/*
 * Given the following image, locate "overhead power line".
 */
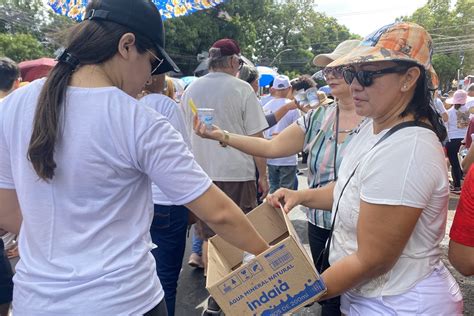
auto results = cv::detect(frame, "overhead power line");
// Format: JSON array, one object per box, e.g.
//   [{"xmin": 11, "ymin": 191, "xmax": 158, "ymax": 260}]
[{"xmin": 435, "ymin": 40, "xmax": 474, "ymax": 49}]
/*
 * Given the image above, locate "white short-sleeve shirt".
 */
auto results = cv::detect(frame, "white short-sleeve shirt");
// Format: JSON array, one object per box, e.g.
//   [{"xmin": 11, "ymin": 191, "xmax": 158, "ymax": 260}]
[
  {"xmin": 329, "ymin": 120, "xmax": 449, "ymax": 297},
  {"xmin": 139, "ymin": 94, "xmax": 195, "ymax": 205},
  {"xmin": 263, "ymin": 97, "xmax": 300, "ymax": 166},
  {"xmin": 0, "ymin": 80, "xmax": 211, "ymax": 315},
  {"xmin": 181, "ymin": 72, "xmax": 268, "ymax": 181}
]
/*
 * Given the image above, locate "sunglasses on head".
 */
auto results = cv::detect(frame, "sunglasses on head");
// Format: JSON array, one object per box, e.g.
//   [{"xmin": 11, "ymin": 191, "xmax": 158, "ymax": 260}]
[
  {"xmin": 342, "ymin": 65, "xmax": 409, "ymax": 87},
  {"xmin": 147, "ymin": 49, "xmax": 164, "ymax": 75},
  {"xmin": 322, "ymin": 66, "xmax": 344, "ymax": 80}
]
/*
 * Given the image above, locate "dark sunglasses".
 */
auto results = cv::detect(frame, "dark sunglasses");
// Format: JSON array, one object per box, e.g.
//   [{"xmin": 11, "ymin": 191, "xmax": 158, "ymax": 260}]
[
  {"xmin": 238, "ymin": 57, "xmax": 244, "ymax": 70},
  {"xmin": 322, "ymin": 66, "xmax": 344, "ymax": 80},
  {"xmin": 342, "ymin": 65, "xmax": 408, "ymax": 87}
]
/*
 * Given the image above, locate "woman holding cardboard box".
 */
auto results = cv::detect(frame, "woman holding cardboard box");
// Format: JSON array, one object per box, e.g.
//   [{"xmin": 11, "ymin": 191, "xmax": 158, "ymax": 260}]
[{"xmin": 266, "ymin": 22, "xmax": 463, "ymax": 315}]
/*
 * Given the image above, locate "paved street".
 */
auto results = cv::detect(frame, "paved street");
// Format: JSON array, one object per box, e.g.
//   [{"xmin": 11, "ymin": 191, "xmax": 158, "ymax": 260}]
[{"xmin": 175, "ymin": 164, "xmax": 473, "ymax": 316}]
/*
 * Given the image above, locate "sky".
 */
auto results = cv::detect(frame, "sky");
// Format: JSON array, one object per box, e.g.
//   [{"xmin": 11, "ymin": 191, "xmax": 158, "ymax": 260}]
[{"xmin": 314, "ymin": 0, "xmax": 429, "ymax": 37}]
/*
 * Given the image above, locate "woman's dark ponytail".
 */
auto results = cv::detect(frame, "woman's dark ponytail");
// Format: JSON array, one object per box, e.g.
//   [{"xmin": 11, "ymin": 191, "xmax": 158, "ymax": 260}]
[{"xmin": 27, "ymin": 64, "xmax": 73, "ymax": 180}]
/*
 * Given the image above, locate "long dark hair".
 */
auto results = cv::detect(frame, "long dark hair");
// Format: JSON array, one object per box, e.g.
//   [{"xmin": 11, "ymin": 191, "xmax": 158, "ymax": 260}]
[
  {"xmin": 27, "ymin": 1, "xmax": 154, "ymax": 181},
  {"xmin": 399, "ymin": 61, "xmax": 447, "ymax": 142}
]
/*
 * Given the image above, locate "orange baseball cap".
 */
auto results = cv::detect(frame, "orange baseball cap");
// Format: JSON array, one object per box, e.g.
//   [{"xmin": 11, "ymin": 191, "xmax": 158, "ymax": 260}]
[{"xmin": 328, "ymin": 22, "xmax": 438, "ymax": 89}]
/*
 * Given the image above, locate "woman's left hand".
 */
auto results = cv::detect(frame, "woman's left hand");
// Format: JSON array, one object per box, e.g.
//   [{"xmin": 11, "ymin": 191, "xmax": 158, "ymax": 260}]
[{"xmin": 266, "ymin": 188, "xmax": 302, "ymax": 213}]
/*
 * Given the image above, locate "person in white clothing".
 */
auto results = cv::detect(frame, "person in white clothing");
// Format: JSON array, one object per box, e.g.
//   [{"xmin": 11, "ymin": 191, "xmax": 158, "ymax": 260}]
[
  {"xmin": 445, "ymin": 89, "xmax": 470, "ymax": 193},
  {"xmin": 0, "ymin": 1, "xmax": 269, "ymax": 315},
  {"xmin": 263, "ymin": 75, "xmax": 300, "ymax": 193},
  {"xmin": 466, "ymin": 83, "xmax": 474, "ymax": 117},
  {"xmin": 434, "ymin": 90, "xmax": 448, "ymax": 123},
  {"xmin": 267, "ymin": 22, "xmax": 463, "ymax": 315},
  {"xmin": 139, "ymin": 74, "xmax": 191, "ymax": 316}
]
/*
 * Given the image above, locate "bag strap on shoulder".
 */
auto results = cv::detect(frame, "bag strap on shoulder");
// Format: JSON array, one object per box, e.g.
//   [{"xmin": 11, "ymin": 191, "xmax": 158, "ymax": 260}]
[{"xmin": 320, "ymin": 120, "xmax": 433, "ymax": 269}]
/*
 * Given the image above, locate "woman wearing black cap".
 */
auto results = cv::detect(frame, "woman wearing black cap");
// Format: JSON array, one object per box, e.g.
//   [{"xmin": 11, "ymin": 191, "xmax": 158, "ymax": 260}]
[{"xmin": 0, "ymin": 1, "xmax": 268, "ymax": 315}]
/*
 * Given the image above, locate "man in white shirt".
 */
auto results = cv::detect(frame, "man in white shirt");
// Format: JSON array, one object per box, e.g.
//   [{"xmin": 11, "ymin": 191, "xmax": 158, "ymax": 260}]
[
  {"xmin": 263, "ymin": 75, "xmax": 300, "ymax": 193},
  {"xmin": 434, "ymin": 90, "xmax": 448, "ymax": 123},
  {"xmin": 466, "ymin": 84, "xmax": 474, "ymax": 118},
  {"xmin": 181, "ymin": 38, "xmax": 269, "ymax": 270}
]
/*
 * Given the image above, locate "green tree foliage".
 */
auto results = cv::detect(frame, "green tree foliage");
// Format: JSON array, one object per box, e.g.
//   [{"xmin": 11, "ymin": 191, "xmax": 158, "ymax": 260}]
[
  {"xmin": 402, "ymin": 0, "xmax": 474, "ymax": 90},
  {"xmin": 0, "ymin": 33, "xmax": 48, "ymax": 62},
  {"xmin": 432, "ymin": 54, "xmax": 462, "ymax": 90},
  {"xmin": 164, "ymin": 0, "xmax": 358, "ymax": 75},
  {"xmin": 0, "ymin": 0, "xmax": 74, "ymax": 59}
]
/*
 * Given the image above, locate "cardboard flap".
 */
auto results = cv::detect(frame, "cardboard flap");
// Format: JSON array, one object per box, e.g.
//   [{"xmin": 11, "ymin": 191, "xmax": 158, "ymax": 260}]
[
  {"xmin": 246, "ymin": 202, "xmax": 287, "ymax": 243},
  {"xmin": 209, "ymin": 235, "xmax": 242, "ymax": 270},
  {"xmin": 206, "ymin": 240, "xmax": 233, "ymax": 288},
  {"xmin": 278, "ymin": 203, "xmax": 300, "ymax": 240},
  {"xmin": 279, "ymin": 204, "xmax": 317, "ymax": 270}
]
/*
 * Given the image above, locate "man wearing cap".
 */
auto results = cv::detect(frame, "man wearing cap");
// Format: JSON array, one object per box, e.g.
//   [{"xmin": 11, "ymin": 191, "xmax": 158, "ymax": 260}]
[
  {"xmin": 181, "ymin": 39, "xmax": 269, "ymax": 279},
  {"xmin": 263, "ymin": 75, "xmax": 300, "ymax": 193}
]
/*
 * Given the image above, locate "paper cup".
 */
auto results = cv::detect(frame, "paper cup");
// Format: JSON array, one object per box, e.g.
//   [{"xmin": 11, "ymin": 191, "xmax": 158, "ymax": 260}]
[
  {"xmin": 197, "ymin": 108, "xmax": 215, "ymax": 129},
  {"xmin": 294, "ymin": 90, "xmax": 306, "ymax": 102},
  {"xmin": 306, "ymin": 88, "xmax": 320, "ymax": 107}
]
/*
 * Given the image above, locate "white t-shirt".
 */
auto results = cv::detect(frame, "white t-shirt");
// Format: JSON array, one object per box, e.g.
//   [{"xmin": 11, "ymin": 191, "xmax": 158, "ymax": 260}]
[
  {"xmin": 263, "ymin": 97, "xmax": 300, "ymax": 166},
  {"xmin": 434, "ymin": 98, "xmax": 447, "ymax": 115},
  {"xmin": 447, "ymin": 105, "xmax": 469, "ymax": 140},
  {"xmin": 466, "ymin": 98, "xmax": 474, "ymax": 119},
  {"xmin": 329, "ymin": 119, "xmax": 449, "ymax": 297},
  {"xmin": 0, "ymin": 80, "xmax": 212, "ymax": 315},
  {"xmin": 181, "ymin": 72, "xmax": 268, "ymax": 181},
  {"xmin": 139, "ymin": 94, "xmax": 193, "ymax": 205},
  {"xmin": 260, "ymin": 94, "xmax": 274, "ymax": 106}
]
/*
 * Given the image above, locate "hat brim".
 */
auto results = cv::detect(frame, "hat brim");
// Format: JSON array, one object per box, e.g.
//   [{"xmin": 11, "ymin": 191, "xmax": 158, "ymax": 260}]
[
  {"xmin": 154, "ymin": 45, "xmax": 180, "ymax": 74},
  {"xmin": 327, "ymin": 46, "xmax": 439, "ymax": 89},
  {"xmin": 445, "ymin": 96, "xmax": 469, "ymax": 105},
  {"xmin": 313, "ymin": 54, "xmax": 338, "ymax": 67}
]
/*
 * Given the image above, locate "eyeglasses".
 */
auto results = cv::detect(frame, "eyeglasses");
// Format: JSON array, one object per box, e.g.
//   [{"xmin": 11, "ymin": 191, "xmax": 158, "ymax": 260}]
[
  {"xmin": 322, "ymin": 66, "xmax": 344, "ymax": 80},
  {"xmin": 237, "ymin": 57, "xmax": 244, "ymax": 70},
  {"xmin": 147, "ymin": 49, "xmax": 164, "ymax": 75},
  {"xmin": 342, "ymin": 65, "xmax": 409, "ymax": 87}
]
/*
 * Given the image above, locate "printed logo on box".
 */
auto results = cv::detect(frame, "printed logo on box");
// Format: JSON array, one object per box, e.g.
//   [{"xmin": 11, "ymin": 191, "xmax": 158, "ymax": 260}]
[
  {"xmin": 264, "ymin": 244, "xmax": 294, "ymax": 270},
  {"xmin": 259, "ymin": 279, "xmax": 327, "ymax": 315},
  {"xmin": 238, "ymin": 267, "xmax": 253, "ymax": 283},
  {"xmin": 218, "ymin": 276, "xmax": 242, "ymax": 295},
  {"xmin": 250, "ymin": 261, "xmax": 263, "ymax": 276}
]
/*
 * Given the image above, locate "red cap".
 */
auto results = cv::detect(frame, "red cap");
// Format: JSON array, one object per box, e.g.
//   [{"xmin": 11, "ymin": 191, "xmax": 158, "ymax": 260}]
[{"xmin": 210, "ymin": 38, "xmax": 240, "ymax": 57}]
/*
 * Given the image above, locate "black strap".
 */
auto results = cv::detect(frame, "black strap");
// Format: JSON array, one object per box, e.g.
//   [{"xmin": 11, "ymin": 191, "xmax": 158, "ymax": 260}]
[
  {"xmin": 333, "ymin": 107, "xmax": 339, "ymax": 180},
  {"xmin": 85, "ymin": 9, "xmax": 110, "ymax": 20},
  {"xmin": 321, "ymin": 120, "xmax": 433, "ymax": 267}
]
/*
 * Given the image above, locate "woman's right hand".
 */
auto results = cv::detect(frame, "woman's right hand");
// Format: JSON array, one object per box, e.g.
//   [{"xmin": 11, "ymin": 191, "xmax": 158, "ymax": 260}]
[
  {"xmin": 266, "ymin": 188, "xmax": 303, "ymax": 214},
  {"xmin": 193, "ymin": 115, "xmax": 224, "ymax": 142}
]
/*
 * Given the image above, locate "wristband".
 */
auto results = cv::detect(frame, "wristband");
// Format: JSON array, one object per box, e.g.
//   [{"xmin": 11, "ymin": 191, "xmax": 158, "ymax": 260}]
[{"xmin": 219, "ymin": 130, "xmax": 230, "ymax": 147}]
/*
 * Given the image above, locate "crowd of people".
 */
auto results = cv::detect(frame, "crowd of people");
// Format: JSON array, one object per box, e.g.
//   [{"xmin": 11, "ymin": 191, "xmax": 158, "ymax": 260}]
[{"xmin": 0, "ymin": 0, "xmax": 473, "ymax": 315}]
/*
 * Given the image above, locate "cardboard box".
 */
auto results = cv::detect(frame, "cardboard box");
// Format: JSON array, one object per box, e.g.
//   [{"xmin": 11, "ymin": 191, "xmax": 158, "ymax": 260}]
[{"xmin": 206, "ymin": 202, "xmax": 326, "ymax": 315}]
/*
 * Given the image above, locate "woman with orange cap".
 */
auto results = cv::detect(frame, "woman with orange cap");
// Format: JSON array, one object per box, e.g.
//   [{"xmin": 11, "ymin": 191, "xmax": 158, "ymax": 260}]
[{"xmin": 267, "ymin": 22, "xmax": 463, "ymax": 314}]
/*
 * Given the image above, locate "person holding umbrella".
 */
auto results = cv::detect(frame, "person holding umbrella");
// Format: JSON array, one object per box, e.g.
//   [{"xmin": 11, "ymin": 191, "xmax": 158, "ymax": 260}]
[{"xmin": 0, "ymin": 0, "xmax": 268, "ymax": 315}]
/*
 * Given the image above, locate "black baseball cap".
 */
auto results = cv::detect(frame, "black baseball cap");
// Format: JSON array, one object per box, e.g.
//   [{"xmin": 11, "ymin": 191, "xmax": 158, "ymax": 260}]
[{"xmin": 84, "ymin": 0, "xmax": 180, "ymax": 74}]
